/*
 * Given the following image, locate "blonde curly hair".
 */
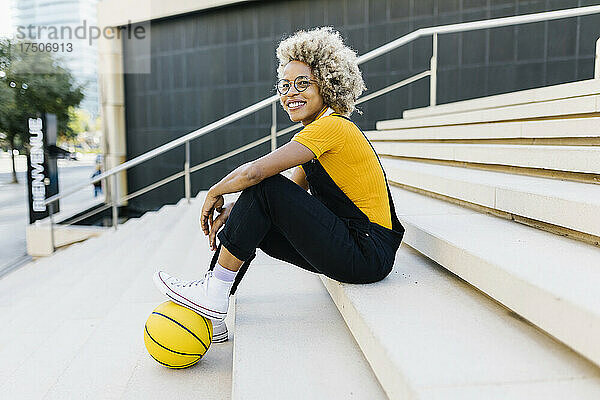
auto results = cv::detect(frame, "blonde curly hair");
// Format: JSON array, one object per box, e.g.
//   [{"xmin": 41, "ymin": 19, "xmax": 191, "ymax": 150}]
[{"xmin": 276, "ymin": 27, "xmax": 366, "ymax": 116}]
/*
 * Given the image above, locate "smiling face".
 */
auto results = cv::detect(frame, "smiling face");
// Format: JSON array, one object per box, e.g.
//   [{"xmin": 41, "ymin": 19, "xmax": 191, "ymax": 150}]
[{"xmin": 279, "ymin": 61, "xmax": 325, "ymax": 126}]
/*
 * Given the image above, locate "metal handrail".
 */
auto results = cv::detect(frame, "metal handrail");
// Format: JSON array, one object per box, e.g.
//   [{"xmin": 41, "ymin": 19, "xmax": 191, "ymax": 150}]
[
  {"xmin": 42, "ymin": 4, "xmax": 600, "ymax": 248},
  {"xmin": 43, "ymin": 94, "xmax": 279, "ymax": 205},
  {"xmin": 355, "ymin": 5, "xmax": 600, "ymax": 64},
  {"xmin": 356, "ymin": 70, "xmax": 431, "ymax": 105}
]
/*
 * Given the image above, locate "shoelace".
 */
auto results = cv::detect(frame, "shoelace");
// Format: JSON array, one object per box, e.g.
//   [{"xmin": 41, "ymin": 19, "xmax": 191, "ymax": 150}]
[
  {"xmin": 179, "ymin": 280, "xmax": 202, "ymax": 288},
  {"xmin": 173, "ymin": 271, "xmax": 213, "ymax": 288}
]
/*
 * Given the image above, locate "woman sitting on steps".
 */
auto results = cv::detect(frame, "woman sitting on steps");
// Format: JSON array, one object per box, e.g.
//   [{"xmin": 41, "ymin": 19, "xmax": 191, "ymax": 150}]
[{"xmin": 154, "ymin": 27, "xmax": 405, "ymax": 343}]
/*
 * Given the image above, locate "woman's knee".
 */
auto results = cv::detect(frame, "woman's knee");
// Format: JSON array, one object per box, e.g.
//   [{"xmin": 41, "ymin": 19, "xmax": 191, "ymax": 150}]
[
  {"xmin": 258, "ymin": 174, "xmax": 288, "ymax": 192},
  {"xmin": 242, "ymin": 174, "xmax": 294, "ymax": 204},
  {"xmin": 237, "ymin": 176, "xmax": 273, "ymax": 202},
  {"xmin": 241, "ymin": 174, "xmax": 285, "ymax": 196}
]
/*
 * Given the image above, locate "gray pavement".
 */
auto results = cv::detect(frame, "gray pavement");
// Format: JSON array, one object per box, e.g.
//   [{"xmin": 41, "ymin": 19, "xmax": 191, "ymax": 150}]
[{"xmin": 0, "ymin": 154, "xmax": 98, "ymax": 275}]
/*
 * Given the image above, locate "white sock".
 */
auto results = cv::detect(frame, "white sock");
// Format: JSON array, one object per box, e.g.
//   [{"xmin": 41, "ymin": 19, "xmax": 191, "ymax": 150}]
[{"xmin": 213, "ymin": 262, "xmax": 237, "ymax": 283}]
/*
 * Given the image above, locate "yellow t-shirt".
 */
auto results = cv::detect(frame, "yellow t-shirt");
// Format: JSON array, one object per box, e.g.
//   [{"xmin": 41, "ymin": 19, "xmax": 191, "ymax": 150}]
[{"xmin": 291, "ymin": 113, "xmax": 392, "ymax": 229}]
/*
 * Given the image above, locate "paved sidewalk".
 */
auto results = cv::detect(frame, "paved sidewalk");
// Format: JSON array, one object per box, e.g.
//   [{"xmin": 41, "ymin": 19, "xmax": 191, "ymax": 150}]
[{"xmin": 0, "ymin": 154, "xmax": 98, "ymax": 275}]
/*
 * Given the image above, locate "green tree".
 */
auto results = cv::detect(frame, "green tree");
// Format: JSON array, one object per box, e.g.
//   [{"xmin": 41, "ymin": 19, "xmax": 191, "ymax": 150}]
[
  {"xmin": 0, "ymin": 69, "xmax": 24, "ymax": 184},
  {"xmin": 67, "ymin": 107, "xmax": 92, "ymax": 138},
  {"xmin": 0, "ymin": 38, "xmax": 84, "ymax": 183}
]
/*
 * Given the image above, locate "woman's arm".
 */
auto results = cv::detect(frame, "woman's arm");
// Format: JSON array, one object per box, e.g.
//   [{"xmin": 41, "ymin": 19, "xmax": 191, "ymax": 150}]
[
  {"xmin": 291, "ymin": 165, "xmax": 309, "ymax": 191},
  {"xmin": 200, "ymin": 141, "xmax": 315, "ymax": 237},
  {"xmin": 209, "ymin": 141, "xmax": 314, "ymax": 196}
]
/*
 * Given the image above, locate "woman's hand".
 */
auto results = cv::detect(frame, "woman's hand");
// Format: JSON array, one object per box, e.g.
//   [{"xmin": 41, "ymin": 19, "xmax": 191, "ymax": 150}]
[
  {"xmin": 206, "ymin": 201, "xmax": 235, "ymax": 251},
  {"xmin": 200, "ymin": 190, "xmax": 224, "ymax": 237}
]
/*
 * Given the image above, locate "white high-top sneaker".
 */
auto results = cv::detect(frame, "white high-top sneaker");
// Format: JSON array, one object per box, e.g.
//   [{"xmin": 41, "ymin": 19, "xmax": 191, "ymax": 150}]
[
  {"xmin": 153, "ymin": 270, "xmax": 231, "ymax": 322},
  {"xmin": 212, "ymin": 321, "xmax": 228, "ymax": 343}
]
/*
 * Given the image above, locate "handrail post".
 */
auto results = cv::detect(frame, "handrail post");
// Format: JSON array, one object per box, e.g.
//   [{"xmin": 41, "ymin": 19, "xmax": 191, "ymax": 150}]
[
  {"xmin": 49, "ymin": 202, "xmax": 56, "ymax": 253},
  {"xmin": 270, "ymin": 102, "xmax": 277, "ymax": 152},
  {"xmin": 595, "ymin": 37, "xmax": 600, "ymax": 79},
  {"xmin": 111, "ymin": 174, "xmax": 118, "ymax": 230},
  {"xmin": 430, "ymin": 32, "xmax": 438, "ymax": 107},
  {"xmin": 184, "ymin": 140, "xmax": 191, "ymax": 204}
]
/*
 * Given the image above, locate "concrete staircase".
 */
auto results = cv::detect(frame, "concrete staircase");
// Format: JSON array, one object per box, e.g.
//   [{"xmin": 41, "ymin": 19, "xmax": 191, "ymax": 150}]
[
  {"xmin": 2, "ymin": 78, "xmax": 600, "ymax": 399},
  {"xmin": 354, "ymin": 77, "xmax": 600, "ymax": 397},
  {"xmin": 0, "ymin": 193, "xmax": 385, "ymax": 399},
  {"xmin": 0, "ymin": 198, "xmax": 235, "ymax": 399}
]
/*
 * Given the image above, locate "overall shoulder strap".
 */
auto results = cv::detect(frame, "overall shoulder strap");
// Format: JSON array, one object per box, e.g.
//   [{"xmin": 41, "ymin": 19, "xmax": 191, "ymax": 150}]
[{"xmin": 331, "ymin": 115, "xmax": 404, "ymax": 235}]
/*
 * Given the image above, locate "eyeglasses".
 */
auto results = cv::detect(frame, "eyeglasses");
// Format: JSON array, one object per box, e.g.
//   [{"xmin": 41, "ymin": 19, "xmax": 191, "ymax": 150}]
[{"xmin": 276, "ymin": 76, "xmax": 318, "ymax": 95}]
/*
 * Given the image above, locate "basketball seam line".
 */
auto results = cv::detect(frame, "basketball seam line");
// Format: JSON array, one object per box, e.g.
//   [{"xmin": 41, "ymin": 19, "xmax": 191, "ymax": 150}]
[
  {"xmin": 148, "ymin": 352, "xmax": 200, "ymax": 369},
  {"xmin": 152, "ymin": 312, "xmax": 210, "ymax": 351},
  {"xmin": 145, "ymin": 324, "xmax": 205, "ymax": 356}
]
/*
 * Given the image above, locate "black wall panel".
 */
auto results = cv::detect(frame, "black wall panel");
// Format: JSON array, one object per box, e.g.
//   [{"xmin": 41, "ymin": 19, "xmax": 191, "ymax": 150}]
[{"xmin": 123, "ymin": 0, "xmax": 600, "ymax": 211}]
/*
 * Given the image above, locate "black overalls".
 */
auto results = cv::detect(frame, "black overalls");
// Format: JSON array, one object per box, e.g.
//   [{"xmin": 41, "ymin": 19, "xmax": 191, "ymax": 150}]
[{"xmin": 211, "ymin": 115, "xmax": 405, "ymax": 294}]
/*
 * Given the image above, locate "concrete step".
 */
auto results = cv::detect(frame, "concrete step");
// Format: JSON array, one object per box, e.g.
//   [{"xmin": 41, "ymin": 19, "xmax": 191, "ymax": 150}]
[
  {"xmin": 0, "ymin": 206, "xmax": 177, "ymax": 312},
  {"xmin": 232, "ymin": 259, "xmax": 386, "ymax": 400},
  {"xmin": 0, "ymin": 203, "xmax": 189, "ymax": 397},
  {"xmin": 0, "ymin": 208, "xmax": 165, "ymax": 311},
  {"xmin": 0, "ymin": 208, "xmax": 158, "ymax": 297},
  {"xmin": 40, "ymin": 205, "xmax": 197, "ymax": 398},
  {"xmin": 380, "ymin": 157, "xmax": 600, "ymax": 237},
  {"xmin": 321, "ymin": 244, "xmax": 600, "ymax": 399},
  {"xmin": 44, "ymin": 196, "xmax": 234, "ymax": 400},
  {"xmin": 372, "ymin": 142, "xmax": 600, "ymax": 175},
  {"xmin": 0, "ymin": 212, "xmax": 161, "ymax": 326},
  {"xmin": 367, "ymin": 116, "xmax": 600, "ymax": 141},
  {"xmin": 402, "ymin": 78, "xmax": 600, "ymax": 120},
  {"xmin": 388, "ymin": 185, "xmax": 600, "ymax": 368},
  {"xmin": 377, "ymin": 95, "xmax": 600, "ymax": 130},
  {"xmin": 120, "ymin": 194, "xmax": 213, "ymax": 306}
]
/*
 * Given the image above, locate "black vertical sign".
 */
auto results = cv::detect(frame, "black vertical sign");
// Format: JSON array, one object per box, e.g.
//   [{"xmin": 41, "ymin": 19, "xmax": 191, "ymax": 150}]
[
  {"xmin": 44, "ymin": 114, "xmax": 60, "ymax": 211},
  {"xmin": 26, "ymin": 114, "xmax": 60, "ymax": 223}
]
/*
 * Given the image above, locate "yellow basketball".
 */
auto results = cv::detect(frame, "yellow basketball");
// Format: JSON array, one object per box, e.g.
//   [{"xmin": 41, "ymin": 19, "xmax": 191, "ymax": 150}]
[{"xmin": 144, "ymin": 301, "xmax": 213, "ymax": 369}]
